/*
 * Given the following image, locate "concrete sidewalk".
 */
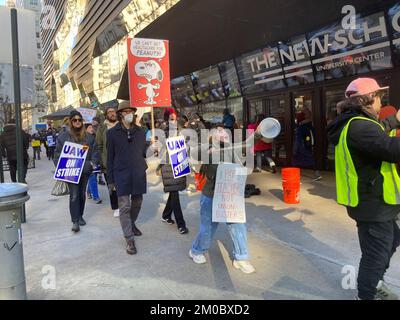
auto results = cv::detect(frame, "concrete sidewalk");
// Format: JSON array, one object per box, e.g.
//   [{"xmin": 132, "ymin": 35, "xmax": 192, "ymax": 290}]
[{"xmin": 10, "ymin": 157, "xmax": 400, "ymax": 300}]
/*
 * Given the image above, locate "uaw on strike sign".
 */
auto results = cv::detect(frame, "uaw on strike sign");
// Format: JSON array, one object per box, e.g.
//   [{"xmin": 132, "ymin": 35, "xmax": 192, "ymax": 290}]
[
  {"xmin": 54, "ymin": 142, "xmax": 88, "ymax": 184},
  {"xmin": 127, "ymin": 38, "xmax": 171, "ymax": 107},
  {"xmin": 166, "ymin": 136, "xmax": 191, "ymax": 179}
]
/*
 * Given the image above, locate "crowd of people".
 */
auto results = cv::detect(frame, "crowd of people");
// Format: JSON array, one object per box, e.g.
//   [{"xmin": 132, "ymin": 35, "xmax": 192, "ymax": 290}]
[{"xmin": 1, "ymin": 77, "xmax": 400, "ymax": 299}]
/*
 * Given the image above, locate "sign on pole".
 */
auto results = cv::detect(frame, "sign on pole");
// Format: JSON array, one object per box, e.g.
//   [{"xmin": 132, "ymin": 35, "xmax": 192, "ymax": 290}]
[
  {"xmin": 77, "ymin": 107, "xmax": 97, "ymax": 124},
  {"xmin": 54, "ymin": 142, "xmax": 88, "ymax": 184},
  {"xmin": 46, "ymin": 135, "xmax": 56, "ymax": 147},
  {"xmin": 166, "ymin": 136, "xmax": 191, "ymax": 179},
  {"xmin": 212, "ymin": 163, "xmax": 247, "ymax": 223},
  {"xmin": 127, "ymin": 38, "xmax": 171, "ymax": 108}
]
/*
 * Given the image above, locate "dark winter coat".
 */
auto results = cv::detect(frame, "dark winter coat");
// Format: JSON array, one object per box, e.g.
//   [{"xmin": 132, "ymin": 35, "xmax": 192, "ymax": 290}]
[
  {"xmin": 107, "ymin": 123, "xmax": 147, "ymax": 197},
  {"xmin": 161, "ymin": 163, "xmax": 187, "ymax": 193},
  {"xmin": 292, "ymin": 121, "xmax": 316, "ymax": 168},
  {"xmin": 159, "ymin": 120, "xmax": 187, "ymax": 193},
  {"xmin": 327, "ymin": 109, "xmax": 400, "ymax": 222},
  {"xmin": 54, "ymin": 129, "xmax": 99, "ymax": 175},
  {"xmin": 0, "ymin": 124, "xmax": 29, "ymax": 161}
]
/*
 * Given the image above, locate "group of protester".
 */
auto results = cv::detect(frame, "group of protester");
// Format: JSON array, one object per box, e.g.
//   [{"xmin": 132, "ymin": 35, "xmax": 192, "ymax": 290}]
[
  {"xmin": 2, "ymin": 76, "xmax": 399, "ymax": 299},
  {"xmin": 51, "ymin": 101, "xmax": 256, "ymax": 273}
]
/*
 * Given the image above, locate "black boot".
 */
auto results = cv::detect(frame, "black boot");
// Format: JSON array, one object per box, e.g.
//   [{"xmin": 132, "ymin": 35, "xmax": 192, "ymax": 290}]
[
  {"xmin": 132, "ymin": 223, "xmax": 142, "ymax": 236},
  {"xmin": 126, "ymin": 239, "xmax": 137, "ymax": 255},
  {"xmin": 79, "ymin": 217, "xmax": 86, "ymax": 226},
  {"xmin": 72, "ymin": 222, "xmax": 80, "ymax": 233}
]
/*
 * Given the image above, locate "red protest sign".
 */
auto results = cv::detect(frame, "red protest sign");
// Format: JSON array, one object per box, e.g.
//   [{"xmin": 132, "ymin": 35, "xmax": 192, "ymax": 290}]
[{"xmin": 127, "ymin": 38, "xmax": 171, "ymax": 108}]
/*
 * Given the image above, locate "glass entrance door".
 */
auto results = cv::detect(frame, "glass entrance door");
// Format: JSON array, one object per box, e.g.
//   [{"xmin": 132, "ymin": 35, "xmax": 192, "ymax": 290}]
[
  {"xmin": 291, "ymin": 91, "xmax": 316, "ymax": 169},
  {"xmin": 247, "ymin": 95, "xmax": 288, "ymax": 165}
]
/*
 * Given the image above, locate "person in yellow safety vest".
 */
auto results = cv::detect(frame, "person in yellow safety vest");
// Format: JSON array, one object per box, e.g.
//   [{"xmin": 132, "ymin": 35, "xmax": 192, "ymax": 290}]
[
  {"xmin": 31, "ymin": 132, "xmax": 42, "ymax": 160},
  {"xmin": 328, "ymin": 78, "xmax": 400, "ymax": 300}
]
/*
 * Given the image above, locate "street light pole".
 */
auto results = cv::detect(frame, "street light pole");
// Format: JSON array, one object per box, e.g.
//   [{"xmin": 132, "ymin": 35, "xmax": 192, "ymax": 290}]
[{"xmin": 11, "ymin": 8, "xmax": 26, "ymax": 223}]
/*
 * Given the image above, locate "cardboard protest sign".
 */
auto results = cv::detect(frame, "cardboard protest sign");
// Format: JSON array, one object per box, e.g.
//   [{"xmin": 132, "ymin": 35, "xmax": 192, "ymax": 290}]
[
  {"xmin": 77, "ymin": 107, "xmax": 97, "ymax": 124},
  {"xmin": 166, "ymin": 136, "xmax": 191, "ymax": 179},
  {"xmin": 54, "ymin": 142, "xmax": 88, "ymax": 184},
  {"xmin": 127, "ymin": 37, "xmax": 171, "ymax": 107},
  {"xmin": 212, "ymin": 163, "xmax": 247, "ymax": 223}
]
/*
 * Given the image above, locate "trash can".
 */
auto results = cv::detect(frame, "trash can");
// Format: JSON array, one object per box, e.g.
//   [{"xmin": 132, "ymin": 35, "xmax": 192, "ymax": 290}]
[{"xmin": 0, "ymin": 183, "xmax": 29, "ymax": 300}]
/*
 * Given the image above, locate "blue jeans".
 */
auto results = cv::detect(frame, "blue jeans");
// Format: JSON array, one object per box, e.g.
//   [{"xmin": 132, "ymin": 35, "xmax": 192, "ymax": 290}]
[
  {"xmin": 191, "ymin": 194, "xmax": 249, "ymax": 261},
  {"xmin": 87, "ymin": 173, "xmax": 100, "ymax": 200}
]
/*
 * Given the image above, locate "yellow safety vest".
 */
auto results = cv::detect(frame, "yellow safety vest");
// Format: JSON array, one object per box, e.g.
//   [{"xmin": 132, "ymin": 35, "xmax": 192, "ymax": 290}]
[
  {"xmin": 335, "ymin": 116, "xmax": 400, "ymax": 207},
  {"xmin": 32, "ymin": 139, "xmax": 41, "ymax": 147}
]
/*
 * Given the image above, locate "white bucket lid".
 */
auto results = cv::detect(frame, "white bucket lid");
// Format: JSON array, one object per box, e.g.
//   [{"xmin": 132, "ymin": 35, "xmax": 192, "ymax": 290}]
[{"xmin": 259, "ymin": 118, "xmax": 281, "ymax": 139}]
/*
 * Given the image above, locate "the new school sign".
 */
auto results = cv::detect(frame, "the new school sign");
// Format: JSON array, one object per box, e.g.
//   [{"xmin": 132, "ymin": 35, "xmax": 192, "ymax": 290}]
[
  {"xmin": 166, "ymin": 136, "xmax": 190, "ymax": 179},
  {"xmin": 54, "ymin": 142, "xmax": 88, "ymax": 184}
]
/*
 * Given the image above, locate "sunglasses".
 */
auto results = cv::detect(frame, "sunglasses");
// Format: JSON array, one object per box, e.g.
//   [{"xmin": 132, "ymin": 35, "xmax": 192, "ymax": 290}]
[{"xmin": 72, "ymin": 118, "xmax": 83, "ymax": 123}]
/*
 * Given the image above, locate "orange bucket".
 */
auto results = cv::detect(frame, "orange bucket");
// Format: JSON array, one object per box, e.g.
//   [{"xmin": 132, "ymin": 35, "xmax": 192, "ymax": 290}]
[
  {"xmin": 282, "ymin": 167, "xmax": 301, "ymax": 204},
  {"xmin": 283, "ymin": 186, "xmax": 300, "ymax": 204},
  {"xmin": 195, "ymin": 173, "xmax": 206, "ymax": 191},
  {"xmin": 282, "ymin": 167, "xmax": 300, "ymax": 181}
]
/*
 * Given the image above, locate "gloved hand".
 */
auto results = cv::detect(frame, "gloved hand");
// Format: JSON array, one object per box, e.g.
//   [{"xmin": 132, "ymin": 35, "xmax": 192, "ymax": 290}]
[{"xmin": 108, "ymin": 183, "xmax": 116, "ymax": 195}]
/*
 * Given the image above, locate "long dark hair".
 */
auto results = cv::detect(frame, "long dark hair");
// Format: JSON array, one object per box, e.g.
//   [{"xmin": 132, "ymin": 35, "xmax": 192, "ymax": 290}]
[
  {"xmin": 69, "ymin": 119, "xmax": 86, "ymax": 142},
  {"xmin": 338, "ymin": 93, "xmax": 377, "ymax": 114}
]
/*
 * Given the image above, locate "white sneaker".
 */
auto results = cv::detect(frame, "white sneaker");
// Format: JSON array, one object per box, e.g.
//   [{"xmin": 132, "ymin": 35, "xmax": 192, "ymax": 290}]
[
  {"xmin": 233, "ymin": 260, "xmax": 256, "ymax": 274},
  {"xmin": 189, "ymin": 250, "xmax": 207, "ymax": 264},
  {"xmin": 113, "ymin": 209, "xmax": 120, "ymax": 218}
]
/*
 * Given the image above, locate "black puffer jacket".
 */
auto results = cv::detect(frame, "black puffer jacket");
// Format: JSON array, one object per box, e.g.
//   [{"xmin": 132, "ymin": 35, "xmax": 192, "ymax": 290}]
[
  {"xmin": 327, "ymin": 109, "xmax": 400, "ymax": 222},
  {"xmin": 161, "ymin": 163, "xmax": 187, "ymax": 193},
  {"xmin": 0, "ymin": 124, "xmax": 29, "ymax": 161}
]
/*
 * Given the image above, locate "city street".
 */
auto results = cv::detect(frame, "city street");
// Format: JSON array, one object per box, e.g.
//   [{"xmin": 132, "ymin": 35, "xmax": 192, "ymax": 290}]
[{"xmin": 11, "ymin": 156, "xmax": 399, "ymax": 300}]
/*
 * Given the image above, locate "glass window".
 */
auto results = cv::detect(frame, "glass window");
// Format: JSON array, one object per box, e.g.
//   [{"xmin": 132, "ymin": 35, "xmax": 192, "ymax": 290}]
[
  {"xmin": 191, "ymin": 65, "xmax": 225, "ymax": 103},
  {"xmin": 388, "ymin": 3, "xmax": 400, "ymax": 66},
  {"xmin": 227, "ymin": 97, "xmax": 243, "ymax": 128},
  {"xmin": 310, "ymin": 11, "xmax": 392, "ymax": 81},
  {"xmin": 279, "ymin": 34, "xmax": 314, "ymax": 87},
  {"xmin": 325, "ymin": 89, "xmax": 344, "ymax": 162},
  {"xmin": 93, "ymin": 15, "xmax": 128, "ymax": 58},
  {"xmin": 199, "ymin": 100, "xmax": 227, "ymax": 125},
  {"xmin": 218, "ymin": 60, "xmax": 242, "ymax": 99},
  {"xmin": 266, "ymin": 95, "xmax": 286, "ymax": 161},
  {"xmin": 247, "ymin": 100, "xmax": 264, "ymax": 124},
  {"xmin": 235, "ymin": 46, "xmax": 285, "ymax": 95},
  {"xmin": 171, "ymin": 76, "xmax": 198, "ymax": 108}
]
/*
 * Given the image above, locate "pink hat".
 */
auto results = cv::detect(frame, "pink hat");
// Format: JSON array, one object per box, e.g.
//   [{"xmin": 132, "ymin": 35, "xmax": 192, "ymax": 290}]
[{"xmin": 345, "ymin": 78, "xmax": 389, "ymax": 98}]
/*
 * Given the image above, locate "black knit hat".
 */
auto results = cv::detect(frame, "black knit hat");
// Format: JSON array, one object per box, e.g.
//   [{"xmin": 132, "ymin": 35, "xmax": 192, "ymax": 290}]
[{"xmin": 69, "ymin": 110, "xmax": 83, "ymax": 120}]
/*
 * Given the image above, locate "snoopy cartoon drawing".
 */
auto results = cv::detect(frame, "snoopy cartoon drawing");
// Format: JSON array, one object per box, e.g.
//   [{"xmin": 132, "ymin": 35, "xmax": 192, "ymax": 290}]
[{"xmin": 135, "ymin": 60, "xmax": 163, "ymax": 105}]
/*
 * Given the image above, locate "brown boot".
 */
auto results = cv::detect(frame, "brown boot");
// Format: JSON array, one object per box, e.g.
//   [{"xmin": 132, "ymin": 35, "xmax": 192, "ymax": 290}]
[{"xmin": 126, "ymin": 239, "xmax": 137, "ymax": 255}]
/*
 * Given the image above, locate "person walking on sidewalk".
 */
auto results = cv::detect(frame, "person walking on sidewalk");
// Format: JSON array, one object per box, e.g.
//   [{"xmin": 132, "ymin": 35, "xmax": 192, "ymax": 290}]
[
  {"xmin": 96, "ymin": 105, "xmax": 120, "ymax": 217},
  {"xmin": 45, "ymin": 128, "xmax": 57, "ymax": 161},
  {"xmin": 85, "ymin": 123, "xmax": 102, "ymax": 204},
  {"xmin": 31, "ymin": 132, "xmax": 42, "ymax": 160},
  {"xmin": 0, "ymin": 119, "xmax": 29, "ymax": 183},
  {"xmin": 160, "ymin": 110, "xmax": 189, "ymax": 234},
  {"xmin": 107, "ymin": 101, "xmax": 148, "ymax": 255},
  {"xmin": 189, "ymin": 124, "xmax": 256, "ymax": 274},
  {"xmin": 328, "ymin": 78, "xmax": 400, "ymax": 300},
  {"xmin": 54, "ymin": 110, "xmax": 99, "ymax": 233},
  {"xmin": 248, "ymin": 114, "xmax": 277, "ymax": 173}
]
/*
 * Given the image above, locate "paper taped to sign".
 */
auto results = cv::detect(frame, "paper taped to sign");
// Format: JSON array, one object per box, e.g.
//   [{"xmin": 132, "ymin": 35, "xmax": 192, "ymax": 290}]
[{"xmin": 212, "ymin": 163, "xmax": 247, "ymax": 223}]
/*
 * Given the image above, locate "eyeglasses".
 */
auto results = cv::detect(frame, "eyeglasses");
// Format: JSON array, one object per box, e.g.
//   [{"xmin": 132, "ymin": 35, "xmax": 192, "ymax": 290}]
[{"xmin": 72, "ymin": 118, "xmax": 83, "ymax": 123}]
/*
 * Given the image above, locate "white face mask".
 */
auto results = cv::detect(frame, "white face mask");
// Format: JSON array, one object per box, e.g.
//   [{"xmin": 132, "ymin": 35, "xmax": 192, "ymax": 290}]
[{"xmin": 124, "ymin": 113, "xmax": 134, "ymax": 124}]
